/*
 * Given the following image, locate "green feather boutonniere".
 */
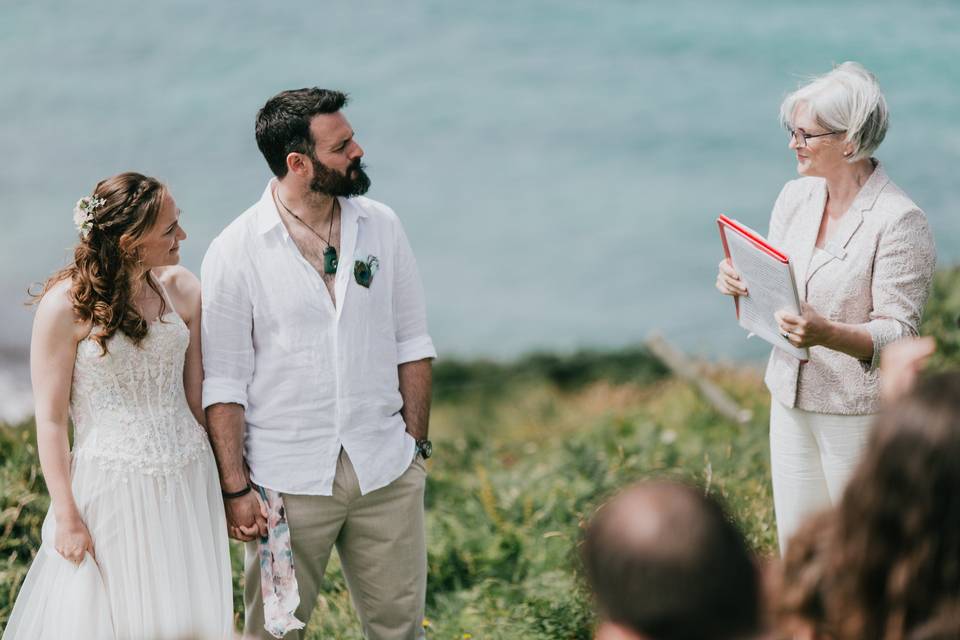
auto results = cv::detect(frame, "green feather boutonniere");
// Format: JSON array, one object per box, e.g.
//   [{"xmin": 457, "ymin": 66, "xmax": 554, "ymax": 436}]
[{"xmin": 353, "ymin": 255, "xmax": 380, "ymax": 288}]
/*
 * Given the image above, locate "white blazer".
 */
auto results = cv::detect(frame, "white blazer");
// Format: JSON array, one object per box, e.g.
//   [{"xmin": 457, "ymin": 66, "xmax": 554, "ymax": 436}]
[{"xmin": 763, "ymin": 161, "xmax": 936, "ymax": 415}]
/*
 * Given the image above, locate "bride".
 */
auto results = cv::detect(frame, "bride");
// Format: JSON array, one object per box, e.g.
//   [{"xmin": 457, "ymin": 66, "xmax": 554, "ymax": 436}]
[{"xmin": 3, "ymin": 172, "xmax": 234, "ymax": 639}]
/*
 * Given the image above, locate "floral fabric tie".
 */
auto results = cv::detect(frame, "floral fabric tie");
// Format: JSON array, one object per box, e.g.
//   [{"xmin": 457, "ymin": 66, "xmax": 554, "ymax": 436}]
[{"xmin": 257, "ymin": 486, "xmax": 306, "ymax": 638}]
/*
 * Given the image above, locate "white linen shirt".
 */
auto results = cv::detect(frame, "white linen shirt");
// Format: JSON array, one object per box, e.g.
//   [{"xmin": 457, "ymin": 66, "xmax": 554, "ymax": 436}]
[{"xmin": 201, "ymin": 180, "xmax": 436, "ymax": 496}]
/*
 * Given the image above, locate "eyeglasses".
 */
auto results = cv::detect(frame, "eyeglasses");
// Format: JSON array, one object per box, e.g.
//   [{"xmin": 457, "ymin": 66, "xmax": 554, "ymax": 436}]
[{"xmin": 788, "ymin": 128, "xmax": 844, "ymax": 148}]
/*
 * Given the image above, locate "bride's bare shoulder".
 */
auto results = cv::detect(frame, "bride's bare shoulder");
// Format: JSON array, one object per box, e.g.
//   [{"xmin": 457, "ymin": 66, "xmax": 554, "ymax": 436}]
[
  {"xmin": 154, "ymin": 266, "xmax": 200, "ymax": 320},
  {"xmin": 155, "ymin": 265, "xmax": 199, "ymax": 293},
  {"xmin": 34, "ymin": 278, "xmax": 89, "ymax": 342}
]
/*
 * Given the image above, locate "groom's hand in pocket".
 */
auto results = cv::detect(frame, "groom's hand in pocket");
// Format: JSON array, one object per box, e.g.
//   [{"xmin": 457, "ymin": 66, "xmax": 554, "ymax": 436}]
[{"xmin": 226, "ymin": 491, "xmax": 268, "ymax": 542}]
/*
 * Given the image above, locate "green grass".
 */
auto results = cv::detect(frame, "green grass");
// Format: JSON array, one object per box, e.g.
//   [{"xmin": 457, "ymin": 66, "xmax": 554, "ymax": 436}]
[
  {"xmin": 919, "ymin": 265, "xmax": 960, "ymax": 371},
  {"xmin": 3, "ymin": 267, "xmax": 959, "ymax": 638},
  {"xmin": 0, "ymin": 356, "xmax": 774, "ymax": 639},
  {"xmin": 0, "ymin": 420, "xmax": 45, "ymax": 623},
  {"xmin": 406, "ymin": 369, "xmax": 777, "ymax": 640}
]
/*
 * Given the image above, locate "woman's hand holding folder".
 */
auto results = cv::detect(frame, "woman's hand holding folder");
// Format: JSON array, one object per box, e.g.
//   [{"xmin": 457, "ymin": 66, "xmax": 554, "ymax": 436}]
[
  {"xmin": 718, "ymin": 255, "xmax": 829, "ymax": 350},
  {"xmin": 774, "ymin": 303, "xmax": 831, "ymax": 349},
  {"xmin": 715, "ymin": 214, "xmax": 809, "ymax": 361},
  {"xmin": 716, "ymin": 258, "xmax": 749, "ymax": 297}
]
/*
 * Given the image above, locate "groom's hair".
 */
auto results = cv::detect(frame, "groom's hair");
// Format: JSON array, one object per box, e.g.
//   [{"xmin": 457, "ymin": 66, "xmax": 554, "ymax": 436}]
[
  {"xmin": 256, "ymin": 88, "xmax": 348, "ymax": 178},
  {"xmin": 581, "ymin": 481, "xmax": 761, "ymax": 640}
]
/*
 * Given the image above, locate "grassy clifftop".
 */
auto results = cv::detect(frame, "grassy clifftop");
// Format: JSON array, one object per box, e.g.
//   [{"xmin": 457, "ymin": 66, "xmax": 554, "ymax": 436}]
[
  {"xmin": 0, "ymin": 344, "xmax": 777, "ymax": 638},
  {"xmin": 2, "ymin": 266, "xmax": 958, "ymax": 638}
]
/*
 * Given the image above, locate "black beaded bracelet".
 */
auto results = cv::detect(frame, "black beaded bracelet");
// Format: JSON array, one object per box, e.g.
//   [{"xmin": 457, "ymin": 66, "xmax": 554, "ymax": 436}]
[{"xmin": 221, "ymin": 484, "xmax": 252, "ymax": 500}]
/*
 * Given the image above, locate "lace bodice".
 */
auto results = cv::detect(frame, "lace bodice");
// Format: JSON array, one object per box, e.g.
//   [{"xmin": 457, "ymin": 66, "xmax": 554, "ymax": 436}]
[{"xmin": 70, "ymin": 311, "xmax": 210, "ymax": 477}]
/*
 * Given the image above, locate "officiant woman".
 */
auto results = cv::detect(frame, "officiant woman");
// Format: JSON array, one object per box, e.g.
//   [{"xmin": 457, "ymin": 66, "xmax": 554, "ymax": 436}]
[{"xmin": 715, "ymin": 61, "xmax": 936, "ymax": 553}]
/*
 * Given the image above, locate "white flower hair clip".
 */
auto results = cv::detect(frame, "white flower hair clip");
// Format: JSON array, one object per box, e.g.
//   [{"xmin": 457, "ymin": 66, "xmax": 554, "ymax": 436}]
[{"xmin": 73, "ymin": 196, "xmax": 105, "ymax": 238}]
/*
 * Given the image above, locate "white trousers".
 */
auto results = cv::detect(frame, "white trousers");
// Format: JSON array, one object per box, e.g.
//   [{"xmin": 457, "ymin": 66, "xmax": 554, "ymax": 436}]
[{"xmin": 769, "ymin": 399, "xmax": 875, "ymax": 554}]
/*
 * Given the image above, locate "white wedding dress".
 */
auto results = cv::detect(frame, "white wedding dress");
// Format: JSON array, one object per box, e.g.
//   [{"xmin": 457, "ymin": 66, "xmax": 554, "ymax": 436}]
[{"xmin": 3, "ymin": 293, "xmax": 233, "ymax": 639}]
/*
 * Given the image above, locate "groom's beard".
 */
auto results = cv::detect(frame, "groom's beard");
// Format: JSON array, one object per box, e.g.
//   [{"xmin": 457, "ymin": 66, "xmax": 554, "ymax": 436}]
[{"xmin": 309, "ymin": 156, "xmax": 371, "ymax": 197}]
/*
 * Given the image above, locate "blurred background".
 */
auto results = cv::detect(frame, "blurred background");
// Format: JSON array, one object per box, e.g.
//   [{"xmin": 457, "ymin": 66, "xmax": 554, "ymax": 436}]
[
  {"xmin": 4, "ymin": 3, "xmax": 960, "ymax": 636},
  {"xmin": 2, "ymin": 0, "xmax": 959, "ymax": 422}
]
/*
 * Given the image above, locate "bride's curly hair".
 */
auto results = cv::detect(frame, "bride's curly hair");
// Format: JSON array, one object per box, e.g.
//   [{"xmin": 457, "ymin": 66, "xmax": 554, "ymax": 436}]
[
  {"xmin": 34, "ymin": 172, "xmax": 169, "ymax": 354},
  {"xmin": 777, "ymin": 371, "xmax": 960, "ymax": 640}
]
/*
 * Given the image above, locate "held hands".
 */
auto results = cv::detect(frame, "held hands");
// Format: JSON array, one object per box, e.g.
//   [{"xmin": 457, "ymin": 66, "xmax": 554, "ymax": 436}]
[
  {"xmin": 716, "ymin": 258, "xmax": 748, "ymax": 297},
  {"xmin": 55, "ymin": 515, "xmax": 95, "ymax": 565},
  {"xmin": 225, "ymin": 490, "xmax": 268, "ymax": 542},
  {"xmin": 775, "ymin": 303, "xmax": 832, "ymax": 349}
]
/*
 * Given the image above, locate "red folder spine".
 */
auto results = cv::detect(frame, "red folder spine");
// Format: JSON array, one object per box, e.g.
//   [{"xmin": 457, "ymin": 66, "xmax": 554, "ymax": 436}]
[
  {"xmin": 717, "ymin": 214, "xmax": 789, "ymax": 264},
  {"xmin": 716, "ymin": 218, "xmax": 740, "ymax": 319}
]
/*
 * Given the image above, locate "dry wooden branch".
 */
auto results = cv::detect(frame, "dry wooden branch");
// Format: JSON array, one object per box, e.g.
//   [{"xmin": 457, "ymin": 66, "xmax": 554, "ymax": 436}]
[{"xmin": 646, "ymin": 333, "xmax": 753, "ymax": 425}]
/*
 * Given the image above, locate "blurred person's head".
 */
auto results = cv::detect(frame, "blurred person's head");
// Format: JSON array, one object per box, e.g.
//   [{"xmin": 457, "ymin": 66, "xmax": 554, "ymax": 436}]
[
  {"xmin": 581, "ymin": 481, "xmax": 761, "ymax": 640},
  {"xmin": 777, "ymin": 371, "xmax": 960, "ymax": 640},
  {"xmin": 255, "ymin": 87, "xmax": 369, "ymax": 197},
  {"xmin": 35, "ymin": 172, "xmax": 182, "ymax": 354},
  {"xmin": 780, "ymin": 61, "xmax": 888, "ymax": 178}
]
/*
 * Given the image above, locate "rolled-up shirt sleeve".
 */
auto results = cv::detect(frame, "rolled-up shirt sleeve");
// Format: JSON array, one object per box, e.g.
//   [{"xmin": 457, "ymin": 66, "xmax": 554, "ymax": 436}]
[
  {"xmin": 861, "ymin": 208, "xmax": 936, "ymax": 372},
  {"xmin": 201, "ymin": 237, "xmax": 255, "ymax": 408},
  {"xmin": 392, "ymin": 219, "xmax": 437, "ymax": 364}
]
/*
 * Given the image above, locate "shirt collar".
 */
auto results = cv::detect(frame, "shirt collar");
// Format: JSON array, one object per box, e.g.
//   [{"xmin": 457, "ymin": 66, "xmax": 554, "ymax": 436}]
[
  {"xmin": 255, "ymin": 179, "xmax": 284, "ymax": 236},
  {"xmin": 255, "ymin": 178, "xmax": 369, "ymax": 236}
]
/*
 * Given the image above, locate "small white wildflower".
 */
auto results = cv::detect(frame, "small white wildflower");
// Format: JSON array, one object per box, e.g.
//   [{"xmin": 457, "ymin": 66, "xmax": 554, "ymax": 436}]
[{"xmin": 73, "ymin": 196, "xmax": 105, "ymax": 238}]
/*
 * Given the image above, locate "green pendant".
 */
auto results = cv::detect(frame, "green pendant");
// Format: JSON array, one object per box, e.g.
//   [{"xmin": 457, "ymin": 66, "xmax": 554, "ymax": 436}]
[{"xmin": 323, "ymin": 246, "xmax": 338, "ymax": 274}]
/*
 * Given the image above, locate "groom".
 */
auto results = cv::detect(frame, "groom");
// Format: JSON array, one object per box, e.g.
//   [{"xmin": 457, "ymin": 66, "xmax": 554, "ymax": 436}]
[{"xmin": 201, "ymin": 88, "xmax": 436, "ymax": 639}]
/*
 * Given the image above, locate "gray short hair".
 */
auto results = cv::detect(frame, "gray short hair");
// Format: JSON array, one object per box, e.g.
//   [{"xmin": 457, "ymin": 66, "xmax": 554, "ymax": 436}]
[{"xmin": 779, "ymin": 61, "xmax": 889, "ymax": 162}]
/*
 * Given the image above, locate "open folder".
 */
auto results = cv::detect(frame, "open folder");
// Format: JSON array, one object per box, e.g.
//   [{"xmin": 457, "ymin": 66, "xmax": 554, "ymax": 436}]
[{"xmin": 717, "ymin": 215, "xmax": 809, "ymax": 361}]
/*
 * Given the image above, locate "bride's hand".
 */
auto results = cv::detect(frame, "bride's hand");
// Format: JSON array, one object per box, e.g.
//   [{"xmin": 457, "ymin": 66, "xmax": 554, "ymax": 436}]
[
  {"xmin": 55, "ymin": 515, "xmax": 95, "ymax": 565},
  {"xmin": 225, "ymin": 491, "xmax": 268, "ymax": 542}
]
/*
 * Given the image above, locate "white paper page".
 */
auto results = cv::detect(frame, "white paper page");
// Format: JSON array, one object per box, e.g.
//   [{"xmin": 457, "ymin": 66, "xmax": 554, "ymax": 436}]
[{"xmin": 724, "ymin": 226, "xmax": 809, "ymax": 360}]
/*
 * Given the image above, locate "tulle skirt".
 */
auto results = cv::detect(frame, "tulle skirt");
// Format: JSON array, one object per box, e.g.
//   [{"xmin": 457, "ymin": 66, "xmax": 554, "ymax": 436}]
[{"xmin": 3, "ymin": 449, "xmax": 233, "ymax": 640}]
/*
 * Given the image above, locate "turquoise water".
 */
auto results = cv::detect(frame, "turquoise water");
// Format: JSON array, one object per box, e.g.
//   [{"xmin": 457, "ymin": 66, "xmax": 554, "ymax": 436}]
[{"xmin": 2, "ymin": 0, "xmax": 958, "ymax": 362}]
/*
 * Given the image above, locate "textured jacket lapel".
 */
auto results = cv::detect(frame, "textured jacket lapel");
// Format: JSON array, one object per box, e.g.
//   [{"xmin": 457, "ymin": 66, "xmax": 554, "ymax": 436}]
[
  {"xmin": 794, "ymin": 181, "xmax": 827, "ymax": 295},
  {"xmin": 804, "ymin": 208, "xmax": 862, "ymax": 287},
  {"xmin": 804, "ymin": 161, "xmax": 889, "ymax": 287},
  {"xmin": 804, "ymin": 248, "xmax": 834, "ymax": 289}
]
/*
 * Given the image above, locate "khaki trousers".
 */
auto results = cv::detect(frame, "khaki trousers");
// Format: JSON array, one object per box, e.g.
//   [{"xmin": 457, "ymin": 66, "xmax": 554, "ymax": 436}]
[{"xmin": 243, "ymin": 449, "xmax": 427, "ymax": 640}]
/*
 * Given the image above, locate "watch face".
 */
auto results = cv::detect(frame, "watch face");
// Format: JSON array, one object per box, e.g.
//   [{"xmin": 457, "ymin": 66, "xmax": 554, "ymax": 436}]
[{"xmin": 419, "ymin": 440, "xmax": 433, "ymax": 459}]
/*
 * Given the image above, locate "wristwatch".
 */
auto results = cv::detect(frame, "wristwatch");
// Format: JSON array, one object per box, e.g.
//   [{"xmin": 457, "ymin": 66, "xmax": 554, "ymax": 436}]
[{"xmin": 416, "ymin": 439, "xmax": 433, "ymax": 459}]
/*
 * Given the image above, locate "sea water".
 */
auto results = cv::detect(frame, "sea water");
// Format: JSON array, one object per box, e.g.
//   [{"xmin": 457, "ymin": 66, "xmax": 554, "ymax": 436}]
[{"xmin": 1, "ymin": 0, "xmax": 958, "ymax": 373}]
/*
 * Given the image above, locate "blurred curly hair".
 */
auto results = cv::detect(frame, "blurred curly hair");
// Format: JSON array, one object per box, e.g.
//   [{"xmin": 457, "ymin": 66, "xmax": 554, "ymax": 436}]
[
  {"xmin": 776, "ymin": 511, "xmax": 834, "ymax": 639},
  {"xmin": 33, "ymin": 172, "xmax": 168, "ymax": 354},
  {"xmin": 777, "ymin": 371, "xmax": 960, "ymax": 640}
]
